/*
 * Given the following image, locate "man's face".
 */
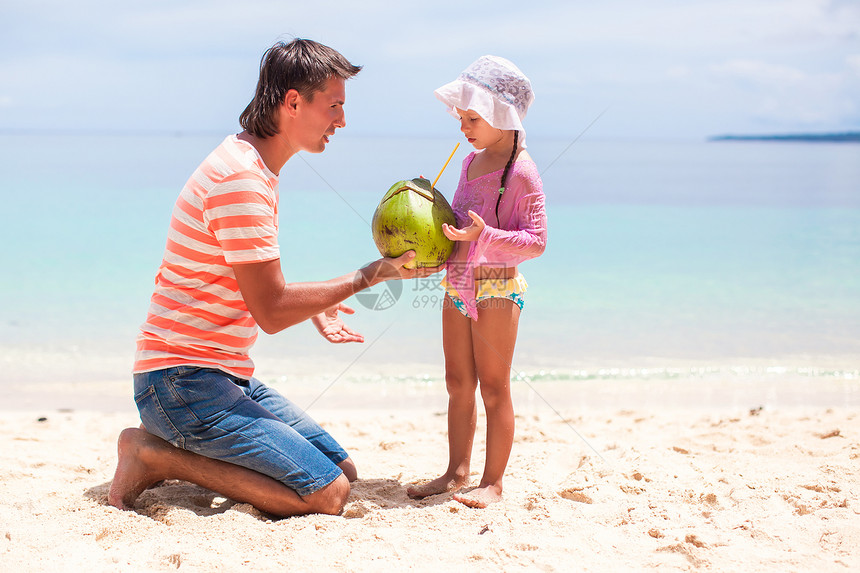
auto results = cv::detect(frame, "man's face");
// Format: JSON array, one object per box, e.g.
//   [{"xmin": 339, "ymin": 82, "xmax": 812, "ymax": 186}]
[{"xmin": 294, "ymin": 76, "xmax": 347, "ymax": 153}]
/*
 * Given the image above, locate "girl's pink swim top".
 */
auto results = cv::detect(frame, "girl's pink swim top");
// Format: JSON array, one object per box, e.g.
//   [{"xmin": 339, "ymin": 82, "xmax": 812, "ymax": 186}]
[{"xmin": 444, "ymin": 151, "xmax": 547, "ymax": 320}]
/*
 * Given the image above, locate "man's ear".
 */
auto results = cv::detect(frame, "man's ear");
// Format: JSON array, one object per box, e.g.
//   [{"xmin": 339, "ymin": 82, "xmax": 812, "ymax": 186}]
[{"xmin": 282, "ymin": 89, "xmax": 301, "ymax": 118}]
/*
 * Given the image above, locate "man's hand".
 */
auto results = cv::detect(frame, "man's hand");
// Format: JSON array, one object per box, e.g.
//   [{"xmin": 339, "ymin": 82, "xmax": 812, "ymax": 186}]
[
  {"xmin": 232, "ymin": 252, "xmax": 442, "ymax": 337},
  {"xmin": 310, "ymin": 303, "xmax": 365, "ymax": 343},
  {"xmin": 442, "ymin": 210, "xmax": 486, "ymax": 242},
  {"xmin": 359, "ymin": 251, "xmax": 443, "ymax": 287}
]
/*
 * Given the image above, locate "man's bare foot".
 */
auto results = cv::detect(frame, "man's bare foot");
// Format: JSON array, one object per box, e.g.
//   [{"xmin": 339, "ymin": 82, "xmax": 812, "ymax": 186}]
[
  {"xmin": 338, "ymin": 457, "xmax": 358, "ymax": 482},
  {"xmin": 406, "ymin": 474, "xmax": 467, "ymax": 499},
  {"xmin": 108, "ymin": 427, "xmax": 166, "ymax": 511},
  {"xmin": 452, "ymin": 484, "xmax": 502, "ymax": 508}
]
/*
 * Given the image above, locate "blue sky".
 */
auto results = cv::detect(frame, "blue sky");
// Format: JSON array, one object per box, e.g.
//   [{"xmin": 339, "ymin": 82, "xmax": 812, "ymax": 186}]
[{"xmin": 1, "ymin": 0, "xmax": 858, "ymax": 140}]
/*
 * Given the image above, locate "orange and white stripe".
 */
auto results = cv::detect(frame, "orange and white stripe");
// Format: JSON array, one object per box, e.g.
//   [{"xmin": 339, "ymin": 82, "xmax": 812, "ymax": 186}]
[{"xmin": 134, "ymin": 135, "xmax": 279, "ymax": 379}]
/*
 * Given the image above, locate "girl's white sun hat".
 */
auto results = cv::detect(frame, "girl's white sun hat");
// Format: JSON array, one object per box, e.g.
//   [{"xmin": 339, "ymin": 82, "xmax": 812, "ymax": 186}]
[{"xmin": 434, "ymin": 55, "xmax": 535, "ymax": 147}]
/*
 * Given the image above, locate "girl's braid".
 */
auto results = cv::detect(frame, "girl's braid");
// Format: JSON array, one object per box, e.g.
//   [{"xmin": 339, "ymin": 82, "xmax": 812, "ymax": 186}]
[{"xmin": 495, "ymin": 130, "xmax": 519, "ymax": 225}]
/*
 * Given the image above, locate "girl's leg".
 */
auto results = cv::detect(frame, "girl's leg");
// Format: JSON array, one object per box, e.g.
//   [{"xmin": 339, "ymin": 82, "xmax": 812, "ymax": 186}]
[
  {"xmin": 407, "ymin": 295, "xmax": 478, "ymax": 498},
  {"xmin": 454, "ymin": 297, "xmax": 520, "ymax": 508}
]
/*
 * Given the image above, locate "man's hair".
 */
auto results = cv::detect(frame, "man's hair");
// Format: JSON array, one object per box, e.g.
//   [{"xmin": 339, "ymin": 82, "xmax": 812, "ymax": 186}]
[{"xmin": 239, "ymin": 38, "xmax": 362, "ymax": 138}]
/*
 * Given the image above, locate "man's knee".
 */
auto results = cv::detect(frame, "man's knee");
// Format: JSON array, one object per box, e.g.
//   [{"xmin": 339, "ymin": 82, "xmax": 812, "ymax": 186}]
[{"xmin": 307, "ymin": 474, "xmax": 350, "ymax": 515}]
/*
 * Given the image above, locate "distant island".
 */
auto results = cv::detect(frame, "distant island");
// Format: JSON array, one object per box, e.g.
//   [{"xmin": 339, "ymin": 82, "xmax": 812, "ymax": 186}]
[{"xmin": 709, "ymin": 132, "xmax": 860, "ymax": 143}]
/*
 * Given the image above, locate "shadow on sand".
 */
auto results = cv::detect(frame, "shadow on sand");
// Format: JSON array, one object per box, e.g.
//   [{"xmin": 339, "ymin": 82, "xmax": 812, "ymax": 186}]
[{"xmin": 84, "ymin": 475, "xmax": 456, "ymax": 522}]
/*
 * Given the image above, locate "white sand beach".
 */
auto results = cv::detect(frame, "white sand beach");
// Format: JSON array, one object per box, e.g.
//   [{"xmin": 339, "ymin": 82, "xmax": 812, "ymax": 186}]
[{"xmin": 1, "ymin": 366, "xmax": 859, "ymax": 572}]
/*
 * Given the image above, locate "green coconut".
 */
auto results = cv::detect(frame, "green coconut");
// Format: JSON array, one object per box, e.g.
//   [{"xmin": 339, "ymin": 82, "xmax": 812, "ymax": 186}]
[{"xmin": 371, "ymin": 177, "xmax": 456, "ymax": 269}]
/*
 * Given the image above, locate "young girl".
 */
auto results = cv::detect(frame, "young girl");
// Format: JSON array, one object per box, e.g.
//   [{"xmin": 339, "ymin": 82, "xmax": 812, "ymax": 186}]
[{"xmin": 407, "ymin": 56, "xmax": 547, "ymax": 508}]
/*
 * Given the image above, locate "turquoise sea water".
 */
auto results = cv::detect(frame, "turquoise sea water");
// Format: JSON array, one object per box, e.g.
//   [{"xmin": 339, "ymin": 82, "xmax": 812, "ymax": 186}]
[{"xmin": 1, "ymin": 133, "xmax": 858, "ymax": 389}]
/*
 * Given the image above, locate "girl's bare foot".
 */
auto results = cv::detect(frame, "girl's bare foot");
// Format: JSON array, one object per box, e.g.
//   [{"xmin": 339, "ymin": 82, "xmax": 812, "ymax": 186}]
[
  {"xmin": 452, "ymin": 484, "xmax": 502, "ymax": 508},
  {"xmin": 406, "ymin": 474, "xmax": 468, "ymax": 499}
]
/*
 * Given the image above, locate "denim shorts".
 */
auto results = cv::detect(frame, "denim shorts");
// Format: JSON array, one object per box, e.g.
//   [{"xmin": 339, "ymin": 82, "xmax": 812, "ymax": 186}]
[{"xmin": 133, "ymin": 366, "xmax": 348, "ymax": 496}]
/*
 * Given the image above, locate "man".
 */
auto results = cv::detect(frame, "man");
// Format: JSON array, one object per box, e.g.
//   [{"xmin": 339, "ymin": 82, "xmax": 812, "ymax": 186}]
[{"xmin": 108, "ymin": 39, "xmax": 433, "ymax": 518}]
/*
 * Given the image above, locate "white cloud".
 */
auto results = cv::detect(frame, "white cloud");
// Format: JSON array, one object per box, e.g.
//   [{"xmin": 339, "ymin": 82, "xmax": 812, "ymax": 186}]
[
  {"xmin": 708, "ymin": 58, "xmax": 855, "ymax": 127},
  {"xmin": 847, "ymin": 54, "xmax": 860, "ymax": 75},
  {"xmin": 665, "ymin": 66, "xmax": 692, "ymax": 79},
  {"xmin": 1, "ymin": 0, "xmax": 858, "ymax": 137},
  {"xmin": 711, "ymin": 60, "xmax": 808, "ymax": 84}
]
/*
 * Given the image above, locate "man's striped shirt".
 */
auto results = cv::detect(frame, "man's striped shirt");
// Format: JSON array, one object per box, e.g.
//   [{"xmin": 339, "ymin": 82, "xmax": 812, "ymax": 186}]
[{"xmin": 134, "ymin": 135, "xmax": 279, "ymax": 379}]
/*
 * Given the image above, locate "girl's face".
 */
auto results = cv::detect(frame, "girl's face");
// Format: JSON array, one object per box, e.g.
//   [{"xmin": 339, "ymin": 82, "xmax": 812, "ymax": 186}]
[{"xmin": 455, "ymin": 108, "xmax": 504, "ymax": 149}]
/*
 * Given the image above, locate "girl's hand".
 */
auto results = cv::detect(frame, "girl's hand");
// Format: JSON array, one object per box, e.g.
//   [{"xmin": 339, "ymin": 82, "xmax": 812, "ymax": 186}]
[
  {"xmin": 442, "ymin": 210, "xmax": 485, "ymax": 242},
  {"xmin": 310, "ymin": 303, "xmax": 365, "ymax": 343}
]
